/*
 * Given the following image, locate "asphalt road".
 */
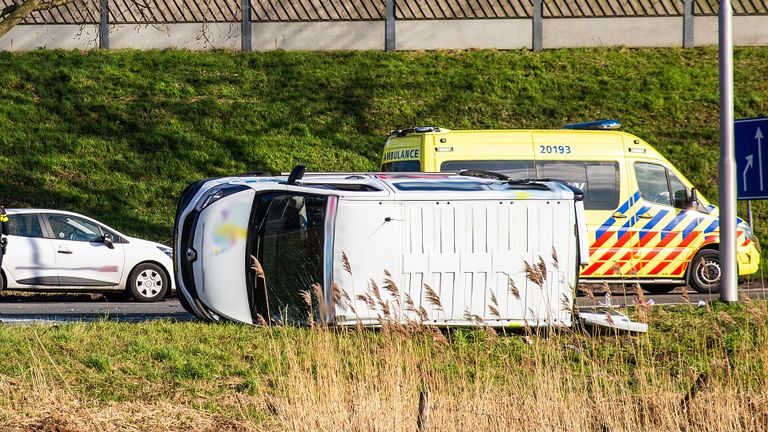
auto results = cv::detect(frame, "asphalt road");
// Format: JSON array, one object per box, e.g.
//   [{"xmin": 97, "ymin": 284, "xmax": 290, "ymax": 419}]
[{"xmin": 1, "ymin": 282, "xmax": 767, "ymax": 324}]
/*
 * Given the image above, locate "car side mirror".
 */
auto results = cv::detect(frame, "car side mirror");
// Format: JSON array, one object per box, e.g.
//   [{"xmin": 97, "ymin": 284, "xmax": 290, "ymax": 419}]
[{"xmin": 101, "ymin": 233, "xmax": 114, "ymax": 249}]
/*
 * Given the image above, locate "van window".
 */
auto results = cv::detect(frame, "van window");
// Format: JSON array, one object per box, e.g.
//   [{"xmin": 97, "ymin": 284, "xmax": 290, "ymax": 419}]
[
  {"xmin": 440, "ymin": 160, "xmax": 534, "ymax": 180},
  {"xmin": 536, "ymin": 161, "xmax": 619, "ymax": 211},
  {"xmin": 382, "ymin": 161, "xmax": 421, "ymax": 172},
  {"xmin": 635, "ymin": 163, "xmax": 671, "ymax": 205},
  {"xmin": 635, "ymin": 162, "xmax": 691, "ymax": 209},
  {"xmin": 250, "ymin": 193, "xmax": 327, "ymax": 323},
  {"xmin": 669, "ymin": 172, "xmax": 688, "ymax": 208}
]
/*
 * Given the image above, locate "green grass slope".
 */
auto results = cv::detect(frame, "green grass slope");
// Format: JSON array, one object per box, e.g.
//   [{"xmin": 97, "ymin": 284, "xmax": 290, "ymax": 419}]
[{"xmin": 1, "ymin": 48, "xmax": 768, "ymax": 243}]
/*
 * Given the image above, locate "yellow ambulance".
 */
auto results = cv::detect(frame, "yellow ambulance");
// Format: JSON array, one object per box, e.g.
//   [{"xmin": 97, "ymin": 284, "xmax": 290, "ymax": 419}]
[{"xmin": 380, "ymin": 120, "xmax": 760, "ymax": 294}]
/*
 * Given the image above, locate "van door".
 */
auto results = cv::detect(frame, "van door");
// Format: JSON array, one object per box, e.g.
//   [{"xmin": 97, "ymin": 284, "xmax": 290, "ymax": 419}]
[{"xmin": 631, "ymin": 162, "xmax": 700, "ymax": 279}]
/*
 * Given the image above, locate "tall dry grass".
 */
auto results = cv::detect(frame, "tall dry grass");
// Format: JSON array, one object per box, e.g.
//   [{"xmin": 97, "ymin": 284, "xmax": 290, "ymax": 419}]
[
  {"xmin": 1, "ymin": 307, "xmax": 767, "ymax": 432},
  {"xmin": 2, "ymin": 275, "xmax": 767, "ymax": 431}
]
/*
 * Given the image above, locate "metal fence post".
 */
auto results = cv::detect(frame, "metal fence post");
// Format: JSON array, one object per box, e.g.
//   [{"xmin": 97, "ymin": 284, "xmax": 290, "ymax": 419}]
[
  {"xmin": 719, "ymin": 0, "xmax": 738, "ymax": 303},
  {"xmin": 385, "ymin": 0, "xmax": 396, "ymax": 51},
  {"xmin": 241, "ymin": 0, "xmax": 252, "ymax": 52},
  {"xmin": 683, "ymin": 0, "xmax": 694, "ymax": 48},
  {"xmin": 532, "ymin": 0, "xmax": 543, "ymax": 51},
  {"xmin": 99, "ymin": 0, "xmax": 109, "ymax": 49}
]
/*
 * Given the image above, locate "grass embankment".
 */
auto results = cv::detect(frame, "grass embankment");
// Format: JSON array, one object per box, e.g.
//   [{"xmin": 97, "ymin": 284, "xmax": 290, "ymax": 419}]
[
  {"xmin": 2, "ymin": 48, "xmax": 768, "ymax": 243},
  {"xmin": 0, "ymin": 299, "xmax": 767, "ymax": 431},
  {"xmin": 2, "ymin": 48, "xmax": 768, "ymax": 431}
]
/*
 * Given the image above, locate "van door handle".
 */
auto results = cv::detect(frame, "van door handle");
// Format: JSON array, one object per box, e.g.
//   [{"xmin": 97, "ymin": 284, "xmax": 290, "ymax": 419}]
[
  {"xmin": 638, "ymin": 213, "xmax": 655, "ymax": 219},
  {"xmin": 57, "ymin": 249, "xmax": 73, "ymax": 254},
  {"xmin": 612, "ymin": 212, "xmax": 627, "ymax": 219}
]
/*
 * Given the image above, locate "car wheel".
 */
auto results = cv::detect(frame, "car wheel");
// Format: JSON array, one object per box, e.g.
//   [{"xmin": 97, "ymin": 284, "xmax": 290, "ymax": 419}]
[
  {"xmin": 689, "ymin": 250, "xmax": 721, "ymax": 294},
  {"xmin": 0, "ymin": 271, "xmax": 5, "ymax": 292},
  {"xmin": 642, "ymin": 284, "xmax": 678, "ymax": 295},
  {"xmin": 128, "ymin": 263, "xmax": 169, "ymax": 302}
]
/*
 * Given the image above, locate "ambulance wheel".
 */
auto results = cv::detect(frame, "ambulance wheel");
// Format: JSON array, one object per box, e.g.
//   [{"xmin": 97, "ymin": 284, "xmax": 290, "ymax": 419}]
[
  {"xmin": 128, "ymin": 263, "xmax": 169, "ymax": 302},
  {"xmin": 642, "ymin": 284, "xmax": 677, "ymax": 295},
  {"xmin": 689, "ymin": 250, "xmax": 721, "ymax": 294}
]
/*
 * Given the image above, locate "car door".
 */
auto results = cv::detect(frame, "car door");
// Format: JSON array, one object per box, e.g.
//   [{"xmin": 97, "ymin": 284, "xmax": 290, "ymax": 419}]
[
  {"xmin": 43, "ymin": 213, "xmax": 126, "ymax": 287},
  {"xmin": 2, "ymin": 213, "xmax": 58, "ymax": 286}
]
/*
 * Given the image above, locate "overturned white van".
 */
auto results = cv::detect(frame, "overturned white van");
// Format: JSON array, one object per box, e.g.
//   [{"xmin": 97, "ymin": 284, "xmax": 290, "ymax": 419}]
[{"xmin": 173, "ymin": 168, "xmax": 589, "ymax": 328}]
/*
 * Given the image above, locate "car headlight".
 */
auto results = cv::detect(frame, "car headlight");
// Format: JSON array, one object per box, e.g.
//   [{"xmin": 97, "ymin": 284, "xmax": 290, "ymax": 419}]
[
  {"xmin": 157, "ymin": 246, "xmax": 173, "ymax": 259},
  {"xmin": 196, "ymin": 184, "xmax": 249, "ymax": 211}
]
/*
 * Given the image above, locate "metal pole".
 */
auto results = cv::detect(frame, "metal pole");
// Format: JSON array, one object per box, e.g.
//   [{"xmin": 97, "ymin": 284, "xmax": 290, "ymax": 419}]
[
  {"xmin": 719, "ymin": 0, "xmax": 738, "ymax": 302},
  {"xmin": 241, "ymin": 0, "xmax": 252, "ymax": 52},
  {"xmin": 683, "ymin": 0, "xmax": 694, "ymax": 48},
  {"xmin": 99, "ymin": 0, "xmax": 109, "ymax": 49},
  {"xmin": 532, "ymin": 0, "xmax": 543, "ymax": 52},
  {"xmin": 747, "ymin": 200, "xmax": 753, "ymax": 228},
  {"xmin": 385, "ymin": 0, "xmax": 396, "ymax": 51}
]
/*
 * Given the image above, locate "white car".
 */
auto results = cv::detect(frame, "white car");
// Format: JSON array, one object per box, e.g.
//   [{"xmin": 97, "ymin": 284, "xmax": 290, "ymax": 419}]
[{"xmin": 0, "ymin": 209, "xmax": 174, "ymax": 302}]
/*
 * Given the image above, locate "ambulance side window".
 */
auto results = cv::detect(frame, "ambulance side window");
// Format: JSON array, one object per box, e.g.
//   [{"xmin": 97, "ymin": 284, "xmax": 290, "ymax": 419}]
[
  {"xmin": 440, "ymin": 160, "xmax": 534, "ymax": 180},
  {"xmin": 535, "ymin": 161, "xmax": 619, "ymax": 211},
  {"xmin": 635, "ymin": 162, "xmax": 674, "ymax": 206}
]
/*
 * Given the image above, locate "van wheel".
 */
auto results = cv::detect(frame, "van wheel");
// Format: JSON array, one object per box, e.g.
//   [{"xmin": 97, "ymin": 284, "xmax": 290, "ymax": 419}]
[
  {"xmin": 128, "ymin": 263, "xmax": 169, "ymax": 302},
  {"xmin": 642, "ymin": 284, "xmax": 678, "ymax": 295},
  {"xmin": 689, "ymin": 250, "xmax": 721, "ymax": 294}
]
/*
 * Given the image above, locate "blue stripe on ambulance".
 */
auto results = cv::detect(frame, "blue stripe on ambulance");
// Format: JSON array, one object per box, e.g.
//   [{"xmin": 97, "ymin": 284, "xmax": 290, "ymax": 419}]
[
  {"xmin": 660, "ymin": 211, "xmax": 688, "ymax": 240},
  {"xmin": 704, "ymin": 219, "xmax": 719, "ymax": 233},
  {"xmin": 681, "ymin": 216, "xmax": 702, "ymax": 239},
  {"xmin": 596, "ymin": 191, "xmax": 641, "ymax": 238},
  {"xmin": 639, "ymin": 208, "xmax": 670, "ymax": 240}
]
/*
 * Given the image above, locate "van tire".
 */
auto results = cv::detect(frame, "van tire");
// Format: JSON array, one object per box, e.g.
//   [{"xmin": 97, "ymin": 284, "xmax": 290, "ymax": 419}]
[
  {"xmin": 642, "ymin": 284, "xmax": 677, "ymax": 295},
  {"xmin": 689, "ymin": 250, "xmax": 721, "ymax": 294},
  {"xmin": 128, "ymin": 263, "xmax": 169, "ymax": 302}
]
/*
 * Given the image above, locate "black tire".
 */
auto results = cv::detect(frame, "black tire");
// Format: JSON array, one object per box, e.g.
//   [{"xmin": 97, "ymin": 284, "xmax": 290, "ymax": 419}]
[
  {"xmin": 0, "ymin": 271, "xmax": 5, "ymax": 293},
  {"xmin": 642, "ymin": 284, "xmax": 678, "ymax": 295},
  {"xmin": 689, "ymin": 249, "xmax": 721, "ymax": 294},
  {"xmin": 127, "ymin": 263, "xmax": 169, "ymax": 302}
]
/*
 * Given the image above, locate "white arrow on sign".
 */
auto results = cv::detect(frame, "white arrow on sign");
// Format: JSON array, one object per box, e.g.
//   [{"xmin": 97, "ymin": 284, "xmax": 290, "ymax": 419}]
[
  {"xmin": 757, "ymin": 127, "xmax": 764, "ymax": 191},
  {"xmin": 744, "ymin": 154, "xmax": 754, "ymax": 192}
]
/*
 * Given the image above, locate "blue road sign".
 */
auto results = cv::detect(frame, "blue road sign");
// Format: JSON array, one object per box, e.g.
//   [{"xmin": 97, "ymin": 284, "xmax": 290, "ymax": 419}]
[{"xmin": 735, "ymin": 117, "xmax": 768, "ymax": 200}]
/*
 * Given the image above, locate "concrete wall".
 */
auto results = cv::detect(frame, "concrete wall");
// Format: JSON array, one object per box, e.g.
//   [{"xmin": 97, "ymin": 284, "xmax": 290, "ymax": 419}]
[
  {"xmin": 694, "ymin": 15, "xmax": 768, "ymax": 46},
  {"xmin": 397, "ymin": 19, "xmax": 531, "ymax": 50},
  {"xmin": 543, "ymin": 17, "xmax": 684, "ymax": 48},
  {"xmin": 109, "ymin": 23, "xmax": 240, "ymax": 50},
  {"xmin": 2, "ymin": 15, "xmax": 768, "ymax": 51},
  {"xmin": 251, "ymin": 22, "xmax": 383, "ymax": 51},
  {"xmin": 0, "ymin": 24, "xmax": 98, "ymax": 50}
]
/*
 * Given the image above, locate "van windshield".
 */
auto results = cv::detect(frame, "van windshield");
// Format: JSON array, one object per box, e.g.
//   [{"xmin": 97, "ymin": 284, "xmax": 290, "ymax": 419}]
[{"xmin": 248, "ymin": 193, "xmax": 328, "ymax": 324}]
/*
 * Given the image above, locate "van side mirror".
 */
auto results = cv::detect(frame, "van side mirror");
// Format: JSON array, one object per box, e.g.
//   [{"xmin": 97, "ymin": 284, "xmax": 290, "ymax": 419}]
[
  {"xmin": 689, "ymin": 188, "xmax": 699, "ymax": 210},
  {"xmin": 101, "ymin": 233, "xmax": 114, "ymax": 249}
]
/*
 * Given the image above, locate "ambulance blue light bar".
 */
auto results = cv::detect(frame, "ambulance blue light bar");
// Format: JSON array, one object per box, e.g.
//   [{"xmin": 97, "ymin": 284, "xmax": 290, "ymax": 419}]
[{"xmin": 563, "ymin": 119, "xmax": 621, "ymax": 130}]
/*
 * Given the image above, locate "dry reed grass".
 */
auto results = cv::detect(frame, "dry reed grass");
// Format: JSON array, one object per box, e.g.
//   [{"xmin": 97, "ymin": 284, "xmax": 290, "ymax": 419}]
[
  {"xmin": 1, "ymin": 308, "xmax": 767, "ymax": 432},
  {"xmin": 2, "ymin": 249, "xmax": 767, "ymax": 431}
]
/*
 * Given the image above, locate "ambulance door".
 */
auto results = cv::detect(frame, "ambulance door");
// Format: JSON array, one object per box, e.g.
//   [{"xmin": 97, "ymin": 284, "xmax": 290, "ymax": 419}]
[{"xmin": 631, "ymin": 162, "xmax": 700, "ymax": 279}]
